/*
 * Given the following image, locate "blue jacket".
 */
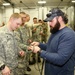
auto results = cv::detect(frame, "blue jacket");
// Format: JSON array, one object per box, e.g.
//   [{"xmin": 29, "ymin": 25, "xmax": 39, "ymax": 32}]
[{"xmin": 39, "ymin": 27, "xmax": 75, "ymax": 75}]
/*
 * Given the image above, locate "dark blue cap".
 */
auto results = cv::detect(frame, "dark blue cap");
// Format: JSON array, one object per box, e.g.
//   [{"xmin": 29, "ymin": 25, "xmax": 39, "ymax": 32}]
[{"xmin": 44, "ymin": 8, "xmax": 64, "ymax": 22}]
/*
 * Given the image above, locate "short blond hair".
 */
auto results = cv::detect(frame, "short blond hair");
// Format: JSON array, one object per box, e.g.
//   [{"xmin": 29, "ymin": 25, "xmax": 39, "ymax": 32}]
[
  {"xmin": 26, "ymin": 14, "xmax": 29, "ymax": 17},
  {"xmin": 10, "ymin": 13, "xmax": 21, "ymax": 20},
  {"xmin": 20, "ymin": 12, "xmax": 26, "ymax": 15}
]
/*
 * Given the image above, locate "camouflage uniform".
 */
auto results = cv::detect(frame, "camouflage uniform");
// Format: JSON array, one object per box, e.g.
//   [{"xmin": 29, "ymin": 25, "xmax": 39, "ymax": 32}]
[
  {"xmin": 25, "ymin": 22, "xmax": 32, "ymax": 40},
  {"xmin": 31, "ymin": 24, "xmax": 43, "ymax": 63},
  {"xmin": 36, "ymin": 24, "xmax": 43, "ymax": 42},
  {"xmin": 32, "ymin": 24, "xmax": 42, "ymax": 42},
  {"xmin": 41, "ymin": 22, "xmax": 48, "ymax": 43},
  {"xmin": 14, "ymin": 24, "xmax": 31, "ymax": 74},
  {"xmin": 15, "ymin": 26, "xmax": 29, "ymax": 50},
  {"xmin": 25, "ymin": 22, "xmax": 32, "ymax": 66},
  {"xmin": 0, "ymin": 25, "xmax": 22, "ymax": 75}
]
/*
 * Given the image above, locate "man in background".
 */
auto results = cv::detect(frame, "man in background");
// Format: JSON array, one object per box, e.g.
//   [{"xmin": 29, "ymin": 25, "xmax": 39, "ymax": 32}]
[
  {"xmin": 25, "ymin": 14, "xmax": 32, "ymax": 71},
  {"xmin": 15, "ymin": 12, "xmax": 31, "ymax": 75}
]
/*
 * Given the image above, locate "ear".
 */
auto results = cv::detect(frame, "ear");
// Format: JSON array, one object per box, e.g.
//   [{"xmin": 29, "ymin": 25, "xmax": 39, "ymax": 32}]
[
  {"xmin": 58, "ymin": 16, "xmax": 62, "ymax": 22},
  {"xmin": 10, "ymin": 17, "xmax": 13, "ymax": 21}
]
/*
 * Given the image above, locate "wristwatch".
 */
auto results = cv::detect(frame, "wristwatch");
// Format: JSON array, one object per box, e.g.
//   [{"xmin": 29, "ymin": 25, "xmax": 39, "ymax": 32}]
[{"xmin": 0, "ymin": 64, "xmax": 5, "ymax": 70}]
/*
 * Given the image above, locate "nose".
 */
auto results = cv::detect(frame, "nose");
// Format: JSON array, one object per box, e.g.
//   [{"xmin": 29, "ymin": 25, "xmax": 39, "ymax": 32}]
[
  {"xmin": 18, "ymin": 25, "xmax": 20, "ymax": 28},
  {"xmin": 17, "ymin": 24, "xmax": 20, "ymax": 28}
]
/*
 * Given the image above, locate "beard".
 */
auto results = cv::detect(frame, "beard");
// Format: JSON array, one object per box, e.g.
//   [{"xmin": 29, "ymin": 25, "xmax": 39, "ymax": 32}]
[{"xmin": 50, "ymin": 20, "xmax": 60, "ymax": 34}]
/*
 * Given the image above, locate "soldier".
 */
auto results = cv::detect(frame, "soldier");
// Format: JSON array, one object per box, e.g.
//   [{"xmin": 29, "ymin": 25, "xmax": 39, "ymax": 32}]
[
  {"xmin": 41, "ymin": 21, "xmax": 48, "ymax": 43},
  {"xmin": 32, "ymin": 17, "xmax": 42, "ymax": 42},
  {"xmin": 30, "ymin": 17, "xmax": 43, "ymax": 64},
  {"xmin": 14, "ymin": 12, "xmax": 31, "ymax": 75},
  {"xmin": 25, "ymin": 14, "xmax": 32, "ymax": 41},
  {"xmin": 0, "ymin": 13, "xmax": 25, "ymax": 75},
  {"xmin": 25, "ymin": 14, "xmax": 32, "ymax": 71},
  {"xmin": 38, "ymin": 19, "xmax": 44, "ymax": 42},
  {"xmin": 38, "ymin": 19, "xmax": 48, "ymax": 43}
]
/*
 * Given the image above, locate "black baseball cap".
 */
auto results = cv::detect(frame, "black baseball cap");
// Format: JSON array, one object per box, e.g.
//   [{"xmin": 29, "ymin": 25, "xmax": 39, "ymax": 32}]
[{"xmin": 44, "ymin": 8, "xmax": 64, "ymax": 22}]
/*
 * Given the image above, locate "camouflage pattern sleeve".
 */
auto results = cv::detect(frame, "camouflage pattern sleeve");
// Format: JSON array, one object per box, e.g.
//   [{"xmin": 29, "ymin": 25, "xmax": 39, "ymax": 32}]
[
  {"xmin": 14, "ymin": 29, "xmax": 27, "ymax": 51},
  {"xmin": 0, "ymin": 26, "xmax": 19, "ymax": 69},
  {"xmin": 0, "ymin": 37, "xmax": 5, "ymax": 67}
]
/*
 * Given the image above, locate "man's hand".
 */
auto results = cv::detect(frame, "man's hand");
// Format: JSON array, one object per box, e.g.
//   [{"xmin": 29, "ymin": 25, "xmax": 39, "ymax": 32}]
[
  {"xmin": 2, "ymin": 66, "xmax": 10, "ymax": 75},
  {"xmin": 27, "ymin": 39, "xmax": 33, "ymax": 44},
  {"xmin": 19, "ymin": 50, "xmax": 25, "ymax": 57},
  {"xmin": 28, "ymin": 46, "xmax": 41, "ymax": 53},
  {"xmin": 32, "ymin": 28, "xmax": 36, "ymax": 32},
  {"xmin": 30, "ymin": 42, "xmax": 39, "ymax": 46}
]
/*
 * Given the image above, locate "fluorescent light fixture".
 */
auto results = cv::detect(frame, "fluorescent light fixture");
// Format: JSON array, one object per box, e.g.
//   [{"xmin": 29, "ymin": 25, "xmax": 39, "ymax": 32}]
[
  {"xmin": 38, "ymin": 1, "xmax": 46, "ymax": 4},
  {"xmin": 72, "ymin": 0, "xmax": 75, "ymax": 3},
  {"xmin": 3, "ymin": 3, "xmax": 10, "ymax": 6}
]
